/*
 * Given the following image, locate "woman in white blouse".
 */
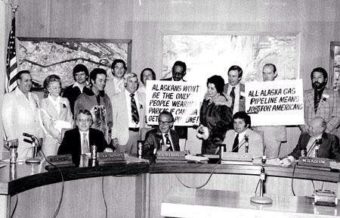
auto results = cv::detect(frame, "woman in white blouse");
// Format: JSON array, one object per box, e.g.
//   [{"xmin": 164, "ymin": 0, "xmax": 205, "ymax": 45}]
[{"xmin": 40, "ymin": 75, "xmax": 73, "ymax": 156}]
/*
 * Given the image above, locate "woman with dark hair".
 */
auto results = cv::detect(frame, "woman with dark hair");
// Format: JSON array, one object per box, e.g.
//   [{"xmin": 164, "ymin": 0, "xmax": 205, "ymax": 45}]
[
  {"xmin": 40, "ymin": 74, "xmax": 73, "ymax": 156},
  {"xmin": 197, "ymin": 75, "xmax": 233, "ymax": 154},
  {"xmin": 139, "ymin": 68, "xmax": 156, "ymax": 94}
]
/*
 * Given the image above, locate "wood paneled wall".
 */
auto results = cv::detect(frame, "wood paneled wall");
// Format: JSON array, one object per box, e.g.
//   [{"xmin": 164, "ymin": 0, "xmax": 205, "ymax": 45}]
[{"xmin": 2, "ymin": 0, "xmax": 340, "ymax": 155}]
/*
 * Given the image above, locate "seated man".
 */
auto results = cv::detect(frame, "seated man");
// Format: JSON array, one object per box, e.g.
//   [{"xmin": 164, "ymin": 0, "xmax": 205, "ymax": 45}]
[
  {"xmin": 223, "ymin": 111, "xmax": 263, "ymax": 157},
  {"xmin": 281, "ymin": 117, "xmax": 340, "ymax": 167},
  {"xmin": 58, "ymin": 109, "xmax": 112, "ymax": 166},
  {"xmin": 142, "ymin": 111, "xmax": 180, "ymax": 160}
]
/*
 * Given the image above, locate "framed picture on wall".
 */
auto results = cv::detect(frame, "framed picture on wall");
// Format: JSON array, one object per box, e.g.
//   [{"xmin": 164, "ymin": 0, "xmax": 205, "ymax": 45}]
[
  {"xmin": 162, "ymin": 34, "xmax": 300, "ymax": 87},
  {"xmin": 330, "ymin": 41, "xmax": 340, "ymax": 90},
  {"xmin": 17, "ymin": 37, "xmax": 132, "ymax": 90}
]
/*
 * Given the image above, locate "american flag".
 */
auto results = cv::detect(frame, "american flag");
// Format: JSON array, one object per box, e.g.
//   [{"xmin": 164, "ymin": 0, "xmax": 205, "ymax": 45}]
[{"xmin": 5, "ymin": 17, "xmax": 18, "ymax": 93}]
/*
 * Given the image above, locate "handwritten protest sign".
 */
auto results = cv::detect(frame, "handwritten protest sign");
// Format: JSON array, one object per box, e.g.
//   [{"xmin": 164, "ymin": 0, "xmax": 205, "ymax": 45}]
[
  {"xmin": 245, "ymin": 79, "xmax": 304, "ymax": 126},
  {"xmin": 146, "ymin": 80, "xmax": 204, "ymax": 126}
]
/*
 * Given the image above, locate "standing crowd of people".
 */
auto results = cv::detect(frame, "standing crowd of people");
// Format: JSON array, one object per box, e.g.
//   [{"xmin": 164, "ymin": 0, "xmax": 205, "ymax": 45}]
[{"xmin": 2, "ymin": 59, "xmax": 340, "ymax": 165}]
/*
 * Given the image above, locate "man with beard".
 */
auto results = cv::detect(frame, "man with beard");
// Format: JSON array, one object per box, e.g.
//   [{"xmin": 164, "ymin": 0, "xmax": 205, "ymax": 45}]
[
  {"xmin": 74, "ymin": 68, "xmax": 112, "ymax": 142},
  {"xmin": 301, "ymin": 67, "xmax": 340, "ymax": 138}
]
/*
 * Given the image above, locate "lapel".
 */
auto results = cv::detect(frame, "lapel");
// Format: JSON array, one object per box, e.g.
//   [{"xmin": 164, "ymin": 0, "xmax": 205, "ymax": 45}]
[
  {"xmin": 301, "ymin": 134, "xmax": 311, "ymax": 150},
  {"xmin": 46, "ymin": 98, "xmax": 59, "ymax": 118},
  {"xmin": 74, "ymin": 128, "xmax": 81, "ymax": 155},
  {"xmin": 155, "ymin": 129, "xmax": 163, "ymax": 150},
  {"xmin": 89, "ymin": 128, "xmax": 95, "ymax": 146},
  {"xmin": 320, "ymin": 133, "xmax": 329, "ymax": 149},
  {"xmin": 16, "ymin": 89, "xmax": 36, "ymax": 113}
]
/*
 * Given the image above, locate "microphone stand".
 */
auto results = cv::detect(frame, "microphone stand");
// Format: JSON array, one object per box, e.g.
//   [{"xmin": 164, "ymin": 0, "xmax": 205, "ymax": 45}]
[
  {"xmin": 250, "ymin": 156, "xmax": 272, "ymax": 204},
  {"xmin": 24, "ymin": 135, "xmax": 41, "ymax": 164}
]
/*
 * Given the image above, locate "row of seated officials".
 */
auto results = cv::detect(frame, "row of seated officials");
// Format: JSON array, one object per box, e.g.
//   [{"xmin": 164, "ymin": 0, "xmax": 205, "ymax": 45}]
[{"xmin": 2, "ymin": 60, "xmax": 340, "ymax": 167}]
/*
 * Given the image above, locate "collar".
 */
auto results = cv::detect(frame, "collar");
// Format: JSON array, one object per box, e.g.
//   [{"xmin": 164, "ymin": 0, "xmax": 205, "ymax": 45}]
[{"xmin": 48, "ymin": 95, "xmax": 61, "ymax": 103}]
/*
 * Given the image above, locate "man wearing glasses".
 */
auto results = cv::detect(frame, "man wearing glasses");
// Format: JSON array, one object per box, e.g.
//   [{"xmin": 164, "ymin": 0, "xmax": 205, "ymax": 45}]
[
  {"xmin": 58, "ymin": 109, "xmax": 112, "ymax": 166},
  {"xmin": 142, "ymin": 111, "xmax": 180, "ymax": 160}
]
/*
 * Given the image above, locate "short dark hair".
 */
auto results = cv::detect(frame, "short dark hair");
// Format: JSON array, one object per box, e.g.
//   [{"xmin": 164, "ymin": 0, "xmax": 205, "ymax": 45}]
[
  {"xmin": 207, "ymin": 75, "xmax": 225, "ymax": 94},
  {"xmin": 159, "ymin": 110, "xmax": 175, "ymax": 123},
  {"xmin": 310, "ymin": 67, "xmax": 328, "ymax": 80},
  {"xmin": 263, "ymin": 63, "xmax": 277, "ymax": 73},
  {"xmin": 17, "ymin": 70, "xmax": 31, "ymax": 81},
  {"xmin": 228, "ymin": 65, "xmax": 243, "ymax": 78},
  {"xmin": 90, "ymin": 68, "xmax": 107, "ymax": 82},
  {"xmin": 72, "ymin": 64, "xmax": 89, "ymax": 80},
  {"xmin": 140, "ymin": 68, "xmax": 156, "ymax": 84},
  {"xmin": 111, "ymin": 59, "xmax": 127, "ymax": 71},
  {"xmin": 77, "ymin": 109, "xmax": 93, "ymax": 120},
  {"xmin": 233, "ymin": 111, "xmax": 251, "ymax": 128},
  {"xmin": 172, "ymin": 61, "xmax": 187, "ymax": 73},
  {"xmin": 43, "ymin": 74, "xmax": 62, "ymax": 98}
]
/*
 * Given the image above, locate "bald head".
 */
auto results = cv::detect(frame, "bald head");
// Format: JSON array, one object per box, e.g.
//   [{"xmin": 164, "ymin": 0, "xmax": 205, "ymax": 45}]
[{"xmin": 309, "ymin": 117, "xmax": 326, "ymax": 137}]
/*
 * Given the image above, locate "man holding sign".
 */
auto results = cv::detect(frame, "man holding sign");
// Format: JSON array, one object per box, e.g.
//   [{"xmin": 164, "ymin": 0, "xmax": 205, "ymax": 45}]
[{"xmin": 254, "ymin": 63, "xmax": 287, "ymax": 158}]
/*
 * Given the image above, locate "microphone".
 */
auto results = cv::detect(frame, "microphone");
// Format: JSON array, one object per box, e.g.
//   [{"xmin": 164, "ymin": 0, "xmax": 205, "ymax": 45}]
[
  {"xmin": 22, "ymin": 133, "xmax": 41, "ymax": 164},
  {"xmin": 231, "ymin": 137, "xmax": 248, "ymax": 152},
  {"xmin": 23, "ymin": 133, "xmax": 39, "ymax": 144},
  {"xmin": 250, "ymin": 156, "xmax": 273, "ymax": 204},
  {"xmin": 23, "ymin": 133, "xmax": 34, "ymax": 138},
  {"xmin": 244, "ymin": 135, "xmax": 249, "ymax": 153}
]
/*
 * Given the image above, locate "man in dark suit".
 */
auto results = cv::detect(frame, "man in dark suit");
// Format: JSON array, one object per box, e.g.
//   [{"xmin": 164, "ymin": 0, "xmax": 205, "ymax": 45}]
[
  {"xmin": 62, "ymin": 64, "xmax": 91, "ymax": 115},
  {"xmin": 223, "ymin": 65, "xmax": 245, "ymax": 114},
  {"xmin": 281, "ymin": 117, "xmax": 340, "ymax": 167},
  {"xmin": 143, "ymin": 111, "xmax": 180, "ymax": 160},
  {"xmin": 58, "ymin": 109, "xmax": 112, "ymax": 166}
]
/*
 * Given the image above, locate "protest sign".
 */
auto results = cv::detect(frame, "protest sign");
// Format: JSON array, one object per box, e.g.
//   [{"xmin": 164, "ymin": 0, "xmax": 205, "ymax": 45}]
[
  {"xmin": 245, "ymin": 79, "xmax": 304, "ymax": 126},
  {"xmin": 145, "ymin": 80, "xmax": 204, "ymax": 126}
]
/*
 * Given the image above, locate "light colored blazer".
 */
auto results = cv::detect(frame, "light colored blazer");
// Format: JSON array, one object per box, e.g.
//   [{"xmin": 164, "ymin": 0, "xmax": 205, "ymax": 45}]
[
  {"xmin": 223, "ymin": 128, "xmax": 264, "ymax": 158},
  {"xmin": 40, "ymin": 97, "xmax": 73, "ymax": 156},
  {"xmin": 1, "ymin": 88, "xmax": 43, "ymax": 159},
  {"xmin": 111, "ymin": 90, "xmax": 146, "ymax": 145}
]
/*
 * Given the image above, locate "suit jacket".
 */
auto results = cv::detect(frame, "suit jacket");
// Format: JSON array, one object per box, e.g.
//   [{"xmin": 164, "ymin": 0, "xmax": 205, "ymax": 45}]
[
  {"xmin": 223, "ymin": 83, "xmax": 245, "ymax": 113},
  {"xmin": 62, "ymin": 84, "xmax": 91, "ymax": 115},
  {"xmin": 289, "ymin": 132, "xmax": 340, "ymax": 161},
  {"xmin": 1, "ymin": 88, "xmax": 43, "ymax": 159},
  {"xmin": 58, "ymin": 128, "xmax": 108, "ymax": 166},
  {"xmin": 223, "ymin": 128, "xmax": 264, "ymax": 157},
  {"xmin": 142, "ymin": 128, "xmax": 180, "ymax": 159},
  {"xmin": 111, "ymin": 90, "xmax": 146, "ymax": 145},
  {"xmin": 40, "ymin": 97, "xmax": 73, "ymax": 156},
  {"xmin": 302, "ymin": 88, "xmax": 340, "ymax": 135}
]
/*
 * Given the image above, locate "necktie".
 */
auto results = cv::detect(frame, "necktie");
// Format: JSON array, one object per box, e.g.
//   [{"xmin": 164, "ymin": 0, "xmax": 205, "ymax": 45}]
[
  {"xmin": 130, "ymin": 93, "xmax": 139, "ymax": 124},
  {"xmin": 164, "ymin": 133, "xmax": 173, "ymax": 151},
  {"xmin": 307, "ymin": 139, "xmax": 320, "ymax": 157},
  {"xmin": 314, "ymin": 89, "xmax": 322, "ymax": 113},
  {"xmin": 82, "ymin": 132, "xmax": 89, "ymax": 154},
  {"xmin": 230, "ymin": 87, "xmax": 236, "ymax": 111},
  {"xmin": 232, "ymin": 134, "xmax": 239, "ymax": 152}
]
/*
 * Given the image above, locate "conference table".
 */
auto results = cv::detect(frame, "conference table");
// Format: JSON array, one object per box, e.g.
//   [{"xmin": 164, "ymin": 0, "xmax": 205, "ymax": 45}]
[{"xmin": 0, "ymin": 157, "xmax": 339, "ymax": 218}]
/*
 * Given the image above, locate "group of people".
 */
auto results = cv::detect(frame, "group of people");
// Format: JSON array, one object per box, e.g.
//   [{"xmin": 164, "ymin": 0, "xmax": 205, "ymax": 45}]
[{"xmin": 2, "ymin": 58, "xmax": 340, "ymax": 166}]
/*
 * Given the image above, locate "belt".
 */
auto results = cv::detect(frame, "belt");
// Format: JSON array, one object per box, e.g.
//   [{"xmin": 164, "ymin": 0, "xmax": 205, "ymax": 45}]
[{"xmin": 129, "ymin": 128, "xmax": 140, "ymax": 132}]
